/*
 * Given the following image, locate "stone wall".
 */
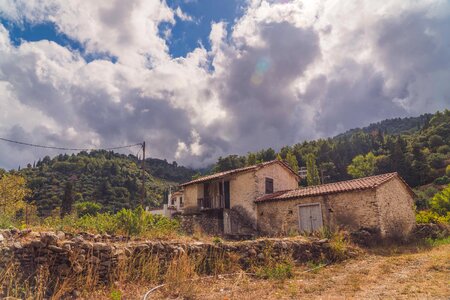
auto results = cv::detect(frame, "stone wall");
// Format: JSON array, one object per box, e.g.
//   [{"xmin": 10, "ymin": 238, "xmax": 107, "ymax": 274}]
[
  {"xmin": 180, "ymin": 210, "xmax": 224, "ymax": 235},
  {"xmin": 376, "ymin": 177, "xmax": 416, "ymax": 238},
  {"xmin": 0, "ymin": 229, "xmax": 351, "ymax": 297},
  {"xmin": 256, "ymin": 189, "xmax": 380, "ymax": 236}
]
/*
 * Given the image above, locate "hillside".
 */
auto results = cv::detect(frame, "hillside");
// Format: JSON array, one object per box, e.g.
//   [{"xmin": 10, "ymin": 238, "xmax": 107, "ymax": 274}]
[
  {"xmin": 15, "ymin": 151, "xmax": 180, "ymax": 216},
  {"xmin": 5, "ymin": 110, "xmax": 449, "ymax": 216},
  {"xmin": 214, "ymin": 110, "xmax": 450, "ymax": 188},
  {"xmin": 337, "ymin": 113, "xmax": 433, "ymax": 137}
]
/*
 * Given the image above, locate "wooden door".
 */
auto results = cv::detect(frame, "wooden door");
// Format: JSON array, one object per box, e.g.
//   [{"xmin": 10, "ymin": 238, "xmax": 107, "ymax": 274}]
[
  {"xmin": 298, "ymin": 204, "xmax": 323, "ymax": 233},
  {"xmin": 224, "ymin": 181, "xmax": 230, "ymax": 209}
]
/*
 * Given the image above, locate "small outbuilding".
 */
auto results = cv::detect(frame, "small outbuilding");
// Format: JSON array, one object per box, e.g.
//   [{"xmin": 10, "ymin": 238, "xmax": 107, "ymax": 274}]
[{"xmin": 255, "ymin": 173, "xmax": 416, "ymax": 239}]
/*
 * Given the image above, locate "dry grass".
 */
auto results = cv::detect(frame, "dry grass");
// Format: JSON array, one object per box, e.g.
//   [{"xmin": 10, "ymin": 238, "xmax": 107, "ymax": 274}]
[
  {"xmin": 144, "ymin": 243, "xmax": 450, "ymax": 300},
  {"xmin": 2, "ymin": 237, "xmax": 449, "ymax": 299}
]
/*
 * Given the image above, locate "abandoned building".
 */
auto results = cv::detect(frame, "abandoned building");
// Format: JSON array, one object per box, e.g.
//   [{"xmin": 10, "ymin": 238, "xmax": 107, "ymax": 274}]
[
  {"xmin": 256, "ymin": 172, "xmax": 416, "ymax": 238},
  {"xmin": 180, "ymin": 161, "xmax": 416, "ymax": 239},
  {"xmin": 180, "ymin": 160, "xmax": 299, "ymax": 236}
]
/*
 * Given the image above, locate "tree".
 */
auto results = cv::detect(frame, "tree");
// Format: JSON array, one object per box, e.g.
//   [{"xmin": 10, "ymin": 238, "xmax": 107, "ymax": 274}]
[
  {"xmin": 347, "ymin": 152, "xmax": 376, "ymax": 178},
  {"xmin": 319, "ymin": 162, "xmax": 336, "ymax": 183},
  {"xmin": 410, "ymin": 145, "xmax": 430, "ymax": 186},
  {"xmin": 285, "ymin": 150, "xmax": 299, "ymax": 173},
  {"xmin": 306, "ymin": 153, "xmax": 320, "ymax": 186},
  {"xmin": 429, "ymin": 184, "xmax": 450, "ymax": 216},
  {"xmin": 246, "ymin": 152, "xmax": 257, "ymax": 166},
  {"xmin": 0, "ymin": 174, "xmax": 29, "ymax": 217},
  {"xmin": 60, "ymin": 182, "xmax": 74, "ymax": 218},
  {"xmin": 428, "ymin": 135, "xmax": 443, "ymax": 149}
]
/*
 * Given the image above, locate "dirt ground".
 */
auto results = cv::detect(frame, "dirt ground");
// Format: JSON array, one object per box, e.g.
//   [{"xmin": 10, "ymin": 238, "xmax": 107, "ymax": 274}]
[{"xmin": 144, "ymin": 243, "xmax": 450, "ymax": 300}]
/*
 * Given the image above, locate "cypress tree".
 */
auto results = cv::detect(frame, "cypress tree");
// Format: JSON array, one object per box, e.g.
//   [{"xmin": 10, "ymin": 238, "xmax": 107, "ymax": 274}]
[{"xmin": 60, "ymin": 182, "xmax": 74, "ymax": 218}]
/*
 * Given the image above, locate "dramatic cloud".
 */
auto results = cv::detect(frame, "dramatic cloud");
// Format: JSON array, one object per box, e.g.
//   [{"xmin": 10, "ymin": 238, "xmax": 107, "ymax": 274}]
[{"xmin": 0, "ymin": 0, "xmax": 449, "ymax": 169}]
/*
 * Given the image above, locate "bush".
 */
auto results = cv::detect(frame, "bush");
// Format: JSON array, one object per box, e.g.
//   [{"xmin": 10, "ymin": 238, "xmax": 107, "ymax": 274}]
[
  {"xmin": 256, "ymin": 262, "xmax": 294, "ymax": 280},
  {"xmin": 429, "ymin": 184, "xmax": 450, "ymax": 215},
  {"xmin": 115, "ymin": 207, "xmax": 180, "ymax": 237},
  {"xmin": 42, "ymin": 207, "xmax": 180, "ymax": 237},
  {"xmin": 428, "ymin": 153, "xmax": 446, "ymax": 169},
  {"xmin": 76, "ymin": 213, "xmax": 118, "ymax": 234},
  {"xmin": 74, "ymin": 201, "xmax": 102, "ymax": 217},
  {"xmin": 434, "ymin": 176, "xmax": 450, "ymax": 185},
  {"xmin": 446, "ymin": 165, "xmax": 450, "ymax": 177},
  {"xmin": 437, "ymin": 145, "xmax": 450, "ymax": 154},
  {"xmin": 416, "ymin": 210, "xmax": 450, "ymax": 224}
]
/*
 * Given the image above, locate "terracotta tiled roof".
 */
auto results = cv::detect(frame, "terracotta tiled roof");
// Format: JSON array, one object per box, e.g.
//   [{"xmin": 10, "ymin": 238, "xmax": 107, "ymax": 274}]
[
  {"xmin": 255, "ymin": 172, "xmax": 410, "ymax": 203},
  {"xmin": 181, "ymin": 160, "xmax": 298, "ymax": 186}
]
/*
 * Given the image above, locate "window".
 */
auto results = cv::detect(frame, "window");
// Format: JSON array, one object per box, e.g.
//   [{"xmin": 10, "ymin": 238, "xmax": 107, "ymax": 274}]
[
  {"xmin": 265, "ymin": 178, "xmax": 274, "ymax": 194},
  {"xmin": 179, "ymin": 196, "xmax": 184, "ymax": 207}
]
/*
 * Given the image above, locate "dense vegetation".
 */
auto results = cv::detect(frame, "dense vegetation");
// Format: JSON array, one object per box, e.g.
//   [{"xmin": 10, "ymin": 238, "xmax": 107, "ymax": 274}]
[
  {"xmin": 8, "ymin": 151, "xmax": 179, "ymax": 216},
  {"xmin": 213, "ymin": 110, "xmax": 450, "ymax": 189}
]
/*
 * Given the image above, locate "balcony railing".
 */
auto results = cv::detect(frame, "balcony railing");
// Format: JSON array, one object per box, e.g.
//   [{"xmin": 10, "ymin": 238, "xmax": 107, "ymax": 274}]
[{"xmin": 197, "ymin": 195, "xmax": 224, "ymax": 210}]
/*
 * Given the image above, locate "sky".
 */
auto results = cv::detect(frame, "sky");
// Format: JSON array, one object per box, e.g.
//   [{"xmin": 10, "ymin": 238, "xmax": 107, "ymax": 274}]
[{"xmin": 0, "ymin": 0, "xmax": 449, "ymax": 169}]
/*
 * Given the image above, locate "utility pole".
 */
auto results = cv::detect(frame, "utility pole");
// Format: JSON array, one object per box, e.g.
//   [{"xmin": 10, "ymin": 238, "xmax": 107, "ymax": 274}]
[{"xmin": 141, "ymin": 141, "xmax": 146, "ymax": 207}]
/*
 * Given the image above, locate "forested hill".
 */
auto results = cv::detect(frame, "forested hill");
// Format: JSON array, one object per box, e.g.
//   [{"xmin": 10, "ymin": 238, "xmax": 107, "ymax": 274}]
[
  {"xmin": 4, "ymin": 110, "xmax": 449, "ymax": 216},
  {"xmin": 11, "ymin": 151, "xmax": 194, "ymax": 216},
  {"xmin": 213, "ymin": 110, "xmax": 450, "ymax": 188},
  {"xmin": 337, "ymin": 113, "xmax": 433, "ymax": 137}
]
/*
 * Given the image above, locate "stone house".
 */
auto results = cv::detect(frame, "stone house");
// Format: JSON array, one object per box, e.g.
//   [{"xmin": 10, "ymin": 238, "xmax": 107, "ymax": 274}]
[
  {"xmin": 148, "ymin": 190, "xmax": 184, "ymax": 218},
  {"xmin": 180, "ymin": 160, "xmax": 299, "ymax": 236},
  {"xmin": 169, "ymin": 190, "xmax": 184, "ymax": 211},
  {"xmin": 256, "ymin": 172, "xmax": 416, "ymax": 238}
]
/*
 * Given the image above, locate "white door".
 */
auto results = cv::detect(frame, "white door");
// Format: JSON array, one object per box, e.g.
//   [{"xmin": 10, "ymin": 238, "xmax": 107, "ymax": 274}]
[{"xmin": 298, "ymin": 204, "xmax": 323, "ymax": 233}]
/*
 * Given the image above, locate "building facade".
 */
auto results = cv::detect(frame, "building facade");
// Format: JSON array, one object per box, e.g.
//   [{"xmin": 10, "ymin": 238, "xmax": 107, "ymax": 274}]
[
  {"xmin": 255, "ymin": 173, "xmax": 416, "ymax": 238},
  {"xmin": 181, "ymin": 160, "xmax": 299, "ymax": 235}
]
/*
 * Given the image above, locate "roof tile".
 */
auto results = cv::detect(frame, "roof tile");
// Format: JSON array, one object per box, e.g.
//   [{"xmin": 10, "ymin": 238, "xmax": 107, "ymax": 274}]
[
  {"xmin": 181, "ymin": 160, "xmax": 298, "ymax": 186},
  {"xmin": 256, "ymin": 172, "xmax": 401, "ymax": 202}
]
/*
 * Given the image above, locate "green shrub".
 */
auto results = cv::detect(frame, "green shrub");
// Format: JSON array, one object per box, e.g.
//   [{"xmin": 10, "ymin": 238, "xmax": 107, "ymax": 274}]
[
  {"xmin": 429, "ymin": 184, "xmax": 450, "ymax": 215},
  {"xmin": 41, "ymin": 207, "xmax": 179, "ymax": 237},
  {"xmin": 428, "ymin": 153, "xmax": 446, "ymax": 169},
  {"xmin": 110, "ymin": 289, "xmax": 122, "ymax": 300},
  {"xmin": 115, "ymin": 207, "xmax": 180, "ymax": 237},
  {"xmin": 416, "ymin": 210, "xmax": 450, "ymax": 224},
  {"xmin": 76, "ymin": 213, "xmax": 118, "ymax": 234},
  {"xmin": 434, "ymin": 176, "xmax": 450, "ymax": 185},
  {"xmin": 212, "ymin": 236, "xmax": 223, "ymax": 244},
  {"xmin": 256, "ymin": 262, "xmax": 293, "ymax": 280},
  {"xmin": 74, "ymin": 201, "xmax": 102, "ymax": 217},
  {"xmin": 43, "ymin": 214, "xmax": 78, "ymax": 232},
  {"xmin": 425, "ymin": 236, "xmax": 450, "ymax": 247},
  {"xmin": 0, "ymin": 214, "xmax": 16, "ymax": 229},
  {"xmin": 437, "ymin": 145, "xmax": 450, "ymax": 154}
]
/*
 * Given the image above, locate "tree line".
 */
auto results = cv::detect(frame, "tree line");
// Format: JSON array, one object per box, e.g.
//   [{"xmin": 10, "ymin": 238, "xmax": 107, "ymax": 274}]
[{"xmin": 212, "ymin": 110, "xmax": 450, "ymax": 188}]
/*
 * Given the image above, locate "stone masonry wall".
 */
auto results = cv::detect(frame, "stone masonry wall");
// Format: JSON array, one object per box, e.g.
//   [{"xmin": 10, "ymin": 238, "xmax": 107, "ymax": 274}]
[
  {"xmin": 0, "ymin": 229, "xmax": 351, "ymax": 297},
  {"xmin": 256, "ymin": 189, "xmax": 380, "ymax": 236},
  {"xmin": 376, "ymin": 177, "xmax": 416, "ymax": 238}
]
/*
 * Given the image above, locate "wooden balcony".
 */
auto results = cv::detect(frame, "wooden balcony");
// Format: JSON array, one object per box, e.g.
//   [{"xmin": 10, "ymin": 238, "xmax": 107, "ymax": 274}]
[{"xmin": 197, "ymin": 195, "xmax": 224, "ymax": 210}]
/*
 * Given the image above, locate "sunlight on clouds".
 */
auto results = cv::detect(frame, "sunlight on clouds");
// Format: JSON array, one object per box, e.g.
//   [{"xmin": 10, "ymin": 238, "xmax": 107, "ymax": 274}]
[{"xmin": 0, "ymin": 0, "xmax": 449, "ymax": 168}]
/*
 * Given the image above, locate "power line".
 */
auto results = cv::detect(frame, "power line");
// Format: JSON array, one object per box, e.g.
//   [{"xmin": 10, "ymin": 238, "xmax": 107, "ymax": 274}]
[{"xmin": 0, "ymin": 137, "xmax": 143, "ymax": 151}]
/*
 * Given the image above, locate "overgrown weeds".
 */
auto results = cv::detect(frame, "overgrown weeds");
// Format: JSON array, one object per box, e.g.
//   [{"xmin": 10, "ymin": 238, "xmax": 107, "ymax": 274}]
[{"xmin": 41, "ymin": 206, "xmax": 180, "ymax": 238}]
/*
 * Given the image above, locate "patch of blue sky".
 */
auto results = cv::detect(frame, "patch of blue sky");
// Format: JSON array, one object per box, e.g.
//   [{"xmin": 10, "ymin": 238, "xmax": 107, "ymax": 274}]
[
  {"xmin": 162, "ymin": 0, "xmax": 247, "ymax": 58},
  {"xmin": 0, "ymin": 18, "xmax": 117, "ymax": 63}
]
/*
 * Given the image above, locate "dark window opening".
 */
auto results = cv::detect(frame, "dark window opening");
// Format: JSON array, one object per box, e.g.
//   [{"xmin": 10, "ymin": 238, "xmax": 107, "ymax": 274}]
[{"xmin": 265, "ymin": 178, "xmax": 274, "ymax": 194}]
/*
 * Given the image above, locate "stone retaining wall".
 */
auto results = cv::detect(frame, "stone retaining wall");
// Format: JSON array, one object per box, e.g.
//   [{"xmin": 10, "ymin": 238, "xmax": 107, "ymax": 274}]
[{"xmin": 0, "ymin": 228, "xmax": 350, "ymax": 297}]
